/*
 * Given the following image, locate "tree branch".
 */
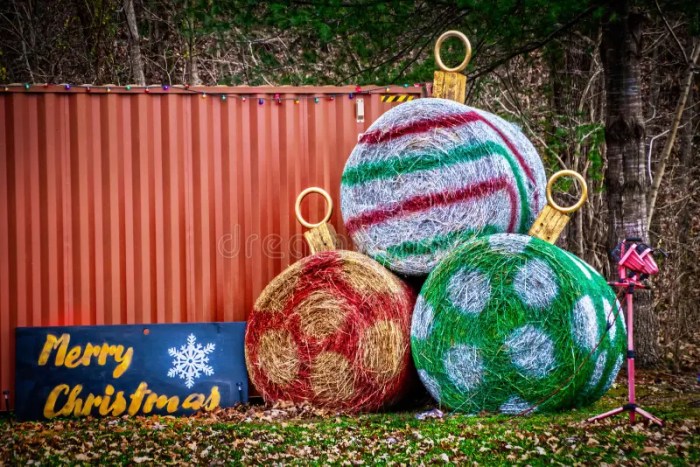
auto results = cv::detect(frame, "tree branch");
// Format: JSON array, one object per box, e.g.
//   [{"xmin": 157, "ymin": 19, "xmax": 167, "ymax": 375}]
[
  {"xmin": 470, "ymin": 5, "xmax": 599, "ymax": 80},
  {"xmin": 647, "ymin": 39, "xmax": 700, "ymax": 229},
  {"xmin": 654, "ymin": 0, "xmax": 689, "ymax": 64}
]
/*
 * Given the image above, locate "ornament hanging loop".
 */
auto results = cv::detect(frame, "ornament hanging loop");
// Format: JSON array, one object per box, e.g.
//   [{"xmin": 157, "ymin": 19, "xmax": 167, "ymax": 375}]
[
  {"xmin": 432, "ymin": 30, "xmax": 472, "ymax": 104},
  {"xmin": 546, "ymin": 170, "xmax": 588, "ymax": 214},
  {"xmin": 295, "ymin": 187, "xmax": 333, "ymax": 228},
  {"xmin": 434, "ymin": 30, "xmax": 472, "ymax": 73},
  {"xmin": 295, "ymin": 187, "xmax": 338, "ymax": 254},
  {"xmin": 529, "ymin": 170, "xmax": 588, "ymax": 243}
]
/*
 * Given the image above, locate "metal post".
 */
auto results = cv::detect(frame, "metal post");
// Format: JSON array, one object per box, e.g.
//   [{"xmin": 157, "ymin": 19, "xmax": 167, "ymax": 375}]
[
  {"xmin": 586, "ymin": 240, "xmax": 663, "ymax": 426},
  {"xmin": 626, "ymin": 286, "xmax": 636, "ymax": 424}
]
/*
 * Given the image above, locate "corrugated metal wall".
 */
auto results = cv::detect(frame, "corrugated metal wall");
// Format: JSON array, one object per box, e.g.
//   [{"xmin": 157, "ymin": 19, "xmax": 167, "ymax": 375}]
[{"xmin": 0, "ymin": 85, "xmax": 420, "ymax": 397}]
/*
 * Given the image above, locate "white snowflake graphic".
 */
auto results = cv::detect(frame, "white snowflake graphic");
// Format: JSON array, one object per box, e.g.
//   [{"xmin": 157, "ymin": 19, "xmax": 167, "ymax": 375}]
[{"xmin": 167, "ymin": 334, "xmax": 216, "ymax": 388}]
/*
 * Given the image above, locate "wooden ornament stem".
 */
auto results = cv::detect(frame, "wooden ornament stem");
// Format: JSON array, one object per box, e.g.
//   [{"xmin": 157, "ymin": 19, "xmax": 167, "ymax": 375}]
[
  {"xmin": 295, "ymin": 187, "xmax": 339, "ymax": 254},
  {"xmin": 303, "ymin": 223, "xmax": 338, "ymax": 254},
  {"xmin": 433, "ymin": 71, "xmax": 467, "ymax": 104},
  {"xmin": 529, "ymin": 170, "xmax": 588, "ymax": 243}
]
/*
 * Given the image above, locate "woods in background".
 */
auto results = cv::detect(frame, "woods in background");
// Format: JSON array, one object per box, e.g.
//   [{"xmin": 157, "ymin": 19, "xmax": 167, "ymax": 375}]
[{"xmin": 1, "ymin": 0, "xmax": 698, "ymax": 369}]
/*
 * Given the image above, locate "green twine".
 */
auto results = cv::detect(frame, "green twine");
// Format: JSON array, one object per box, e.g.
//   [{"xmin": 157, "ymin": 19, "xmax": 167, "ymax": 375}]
[
  {"xmin": 342, "ymin": 141, "xmax": 531, "ymax": 233},
  {"xmin": 411, "ymin": 234, "xmax": 626, "ymax": 414}
]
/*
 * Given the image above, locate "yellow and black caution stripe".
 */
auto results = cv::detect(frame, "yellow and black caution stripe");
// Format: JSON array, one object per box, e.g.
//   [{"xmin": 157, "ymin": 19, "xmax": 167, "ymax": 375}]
[{"xmin": 380, "ymin": 94, "xmax": 416, "ymax": 103}]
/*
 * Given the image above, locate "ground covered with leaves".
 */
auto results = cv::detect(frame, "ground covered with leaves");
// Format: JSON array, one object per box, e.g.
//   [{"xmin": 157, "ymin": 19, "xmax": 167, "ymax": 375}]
[{"xmin": 1, "ymin": 371, "xmax": 698, "ymax": 465}]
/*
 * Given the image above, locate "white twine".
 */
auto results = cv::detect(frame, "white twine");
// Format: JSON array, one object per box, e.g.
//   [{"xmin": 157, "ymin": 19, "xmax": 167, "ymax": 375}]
[{"xmin": 341, "ymin": 98, "xmax": 547, "ymax": 276}]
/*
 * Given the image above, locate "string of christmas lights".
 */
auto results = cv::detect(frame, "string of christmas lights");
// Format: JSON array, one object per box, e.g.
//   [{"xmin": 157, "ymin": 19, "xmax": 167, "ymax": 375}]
[{"xmin": 1, "ymin": 82, "xmax": 430, "ymax": 103}]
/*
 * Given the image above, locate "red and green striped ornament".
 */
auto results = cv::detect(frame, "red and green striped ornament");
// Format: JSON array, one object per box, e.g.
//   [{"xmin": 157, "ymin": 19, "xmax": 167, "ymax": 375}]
[{"xmin": 341, "ymin": 98, "xmax": 547, "ymax": 276}]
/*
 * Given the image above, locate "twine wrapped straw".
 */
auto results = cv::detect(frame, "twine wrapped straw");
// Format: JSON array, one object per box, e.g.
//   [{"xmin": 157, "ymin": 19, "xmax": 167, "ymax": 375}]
[
  {"xmin": 245, "ymin": 189, "xmax": 416, "ymax": 412},
  {"xmin": 411, "ymin": 233, "xmax": 626, "ymax": 413},
  {"xmin": 341, "ymin": 98, "xmax": 547, "ymax": 276}
]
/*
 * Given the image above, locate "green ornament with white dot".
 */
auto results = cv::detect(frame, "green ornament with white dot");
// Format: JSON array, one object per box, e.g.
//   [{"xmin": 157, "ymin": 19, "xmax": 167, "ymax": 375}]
[{"xmin": 411, "ymin": 233, "xmax": 626, "ymax": 413}]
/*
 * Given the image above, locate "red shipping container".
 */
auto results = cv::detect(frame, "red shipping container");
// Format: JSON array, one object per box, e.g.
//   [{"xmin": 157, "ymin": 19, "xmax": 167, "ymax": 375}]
[{"xmin": 0, "ymin": 85, "xmax": 420, "ymax": 400}]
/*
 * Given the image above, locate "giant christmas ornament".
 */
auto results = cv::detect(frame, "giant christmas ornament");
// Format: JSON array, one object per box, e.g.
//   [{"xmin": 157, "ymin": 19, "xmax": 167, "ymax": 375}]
[
  {"xmin": 341, "ymin": 98, "xmax": 547, "ymax": 276},
  {"xmin": 245, "ymin": 188, "xmax": 416, "ymax": 412},
  {"xmin": 411, "ymin": 233, "xmax": 626, "ymax": 413}
]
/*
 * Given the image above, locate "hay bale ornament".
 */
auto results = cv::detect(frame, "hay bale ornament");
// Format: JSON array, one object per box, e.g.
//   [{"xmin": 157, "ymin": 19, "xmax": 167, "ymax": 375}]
[
  {"xmin": 341, "ymin": 32, "xmax": 547, "ymax": 276},
  {"xmin": 411, "ymin": 171, "xmax": 626, "ymax": 413},
  {"xmin": 245, "ymin": 188, "xmax": 416, "ymax": 412}
]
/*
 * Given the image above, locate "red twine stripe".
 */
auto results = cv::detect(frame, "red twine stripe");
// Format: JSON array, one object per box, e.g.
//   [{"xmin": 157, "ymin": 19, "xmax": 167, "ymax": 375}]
[
  {"xmin": 245, "ymin": 250, "xmax": 416, "ymax": 412},
  {"xmin": 358, "ymin": 110, "xmax": 537, "ymax": 184},
  {"xmin": 345, "ymin": 176, "xmax": 519, "ymax": 235}
]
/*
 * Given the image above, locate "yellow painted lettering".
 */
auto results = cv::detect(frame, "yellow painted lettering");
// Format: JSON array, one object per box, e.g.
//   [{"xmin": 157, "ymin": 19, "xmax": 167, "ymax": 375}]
[
  {"xmin": 143, "ymin": 392, "xmax": 179, "ymax": 413},
  {"xmin": 203, "ymin": 387, "xmax": 221, "ymax": 411},
  {"xmin": 38, "ymin": 333, "xmax": 70, "ymax": 366},
  {"xmin": 97, "ymin": 343, "xmax": 122, "ymax": 366},
  {"xmin": 128, "ymin": 382, "xmax": 149, "ymax": 416},
  {"xmin": 112, "ymin": 346, "xmax": 133, "ymax": 378},
  {"xmin": 63, "ymin": 346, "xmax": 82, "ymax": 368},
  {"xmin": 61, "ymin": 385, "xmax": 83, "ymax": 417},
  {"xmin": 80, "ymin": 393, "xmax": 103, "ymax": 416},
  {"xmin": 98, "ymin": 385, "xmax": 125, "ymax": 416},
  {"xmin": 80, "ymin": 343, "xmax": 103, "ymax": 366},
  {"xmin": 43, "ymin": 384, "xmax": 69, "ymax": 418},
  {"xmin": 71, "ymin": 394, "xmax": 84, "ymax": 417},
  {"xmin": 43, "ymin": 384, "xmax": 82, "ymax": 418},
  {"xmin": 104, "ymin": 390, "xmax": 127, "ymax": 417},
  {"xmin": 73, "ymin": 386, "xmax": 126, "ymax": 417},
  {"xmin": 39, "ymin": 336, "xmax": 133, "ymax": 378},
  {"xmin": 95, "ymin": 344, "xmax": 133, "ymax": 378},
  {"xmin": 182, "ymin": 393, "xmax": 205, "ymax": 411},
  {"xmin": 97, "ymin": 384, "xmax": 114, "ymax": 416},
  {"xmin": 97, "ymin": 344, "xmax": 110, "ymax": 366},
  {"xmin": 165, "ymin": 395, "xmax": 180, "ymax": 413}
]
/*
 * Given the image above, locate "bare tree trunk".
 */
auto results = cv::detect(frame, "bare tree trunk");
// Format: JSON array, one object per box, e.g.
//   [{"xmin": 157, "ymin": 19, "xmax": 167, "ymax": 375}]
[
  {"xmin": 123, "ymin": 0, "xmax": 146, "ymax": 85},
  {"xmin": 187, "ymin": 50, "xmax": 200, "ymax": 85},
  {"xmin": 601, "ymin": 0, "xmax": 660, "ymax": 366},
  {"xmin": 183, "ymin": 0, "xmax": 200, "ymax": 85}
]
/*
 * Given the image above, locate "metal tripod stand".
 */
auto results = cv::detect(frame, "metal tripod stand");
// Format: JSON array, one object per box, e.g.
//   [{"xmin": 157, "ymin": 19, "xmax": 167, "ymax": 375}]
[{"xmin": 587, "ymin": 238, "xmax": 664, "ymax": 426}]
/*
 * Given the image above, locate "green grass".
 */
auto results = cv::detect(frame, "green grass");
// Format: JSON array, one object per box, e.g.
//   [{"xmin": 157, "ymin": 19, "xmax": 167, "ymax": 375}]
[{"xmin": 2, "ymin": 372, "xmax": 699, "ymax": 465}]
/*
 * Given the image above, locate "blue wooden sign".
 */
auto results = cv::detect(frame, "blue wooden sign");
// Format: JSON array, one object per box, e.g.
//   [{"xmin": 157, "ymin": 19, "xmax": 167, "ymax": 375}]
[{"xmin": 15, "ymin": 322, "xmax": 248, "ymax": 420}]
